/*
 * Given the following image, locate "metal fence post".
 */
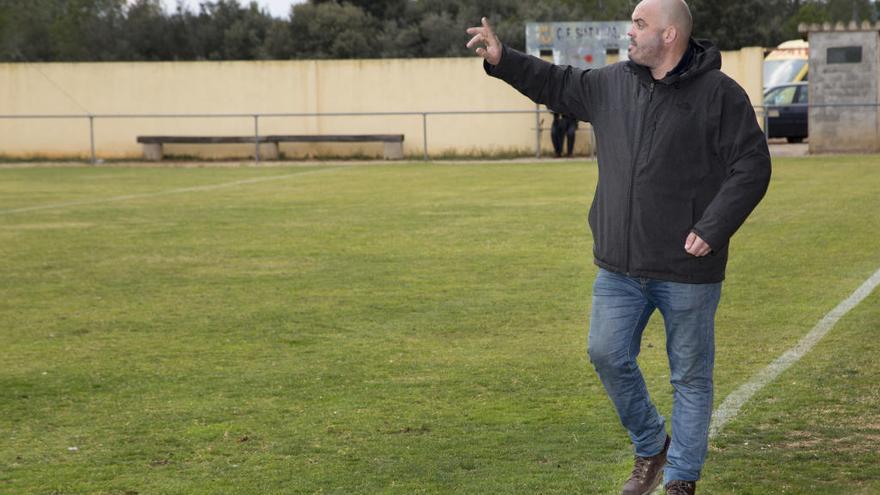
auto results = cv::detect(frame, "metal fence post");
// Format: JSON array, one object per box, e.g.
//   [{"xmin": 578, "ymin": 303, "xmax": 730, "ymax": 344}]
[
  {"xmin": 254, "ymin": 115, "xmax": 260, "ymax": 164},
  {"xmin": 422, "ymin": 113, "xmax": 429, "ymax": 161},
  {"xmin": 88, "ymin": 115, "xmax": 97, "ymax": 165},
  {"xmin": 762, "ymin": 106, "xmax": 770, "ymax": 142},
  {"xmin": 590, "ymin": 125, "xmax": 596, "ymax": 159},
  {"xmin": 535, "ymin": 105, "xmax": 541, "ymax": 158}
]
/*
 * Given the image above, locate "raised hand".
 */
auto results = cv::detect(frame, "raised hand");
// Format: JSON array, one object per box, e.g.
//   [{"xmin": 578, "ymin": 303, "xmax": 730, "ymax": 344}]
[{"xmin": 466, "ymin": 17, "xmax": 502, "ymax": 66}]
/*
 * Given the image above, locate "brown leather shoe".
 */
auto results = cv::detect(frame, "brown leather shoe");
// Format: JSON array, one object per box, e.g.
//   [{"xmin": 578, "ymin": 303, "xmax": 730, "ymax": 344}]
[
  {"xmin": 621, "ymin": 436, "xmax": 670, "ymax": 495},
  {"xmin": 665, "ymin": 480, "xmax": 696, "ymax": 495}
]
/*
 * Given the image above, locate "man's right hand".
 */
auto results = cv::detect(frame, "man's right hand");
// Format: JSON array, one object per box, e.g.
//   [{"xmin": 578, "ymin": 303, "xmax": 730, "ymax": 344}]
[{"xmin": 466, "ymin": 17, "xmax": 502, "ymax": 66}]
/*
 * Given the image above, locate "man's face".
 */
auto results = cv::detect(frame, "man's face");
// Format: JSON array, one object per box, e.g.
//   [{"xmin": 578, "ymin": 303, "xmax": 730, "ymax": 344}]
[{"xmin": 626, "ymin": 0, "xmax": 665, "ymax": 68}]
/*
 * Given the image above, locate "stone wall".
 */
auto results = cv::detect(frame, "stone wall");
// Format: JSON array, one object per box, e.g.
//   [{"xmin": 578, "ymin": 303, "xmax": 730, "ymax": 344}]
[{"xmin": 808, "ymin": 28, "xmax": 880, "ymax": 153}]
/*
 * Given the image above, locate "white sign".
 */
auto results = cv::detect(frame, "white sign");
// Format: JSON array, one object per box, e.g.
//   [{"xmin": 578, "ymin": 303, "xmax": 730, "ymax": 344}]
[{"xmin": 526, "ymin": 22, "xmax": 631, "ymax": 68}]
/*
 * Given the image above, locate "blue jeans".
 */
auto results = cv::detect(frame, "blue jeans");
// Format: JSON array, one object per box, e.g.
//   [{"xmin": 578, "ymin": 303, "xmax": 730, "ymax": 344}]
[{"xmin": 587, "ymin": 268, "xmax": 721, "ymax": 483}]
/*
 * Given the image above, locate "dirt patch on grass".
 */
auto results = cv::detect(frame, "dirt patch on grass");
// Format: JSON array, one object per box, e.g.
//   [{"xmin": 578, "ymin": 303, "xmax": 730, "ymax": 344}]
[{"xmin": 779, "ymin": 430, "xmax": 880, "ymax": 455}]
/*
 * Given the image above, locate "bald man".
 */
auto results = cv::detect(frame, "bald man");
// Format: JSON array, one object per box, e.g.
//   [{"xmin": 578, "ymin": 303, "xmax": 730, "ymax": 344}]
[{"xmin": 467, "ymin": 1, "xmax": 770, "ymax": 494}]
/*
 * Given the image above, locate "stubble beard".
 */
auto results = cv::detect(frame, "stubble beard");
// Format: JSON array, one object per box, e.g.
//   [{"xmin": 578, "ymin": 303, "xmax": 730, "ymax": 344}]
[{"xmin": 629, "ymin": 36, "xmax": 661, "ymax": 68}]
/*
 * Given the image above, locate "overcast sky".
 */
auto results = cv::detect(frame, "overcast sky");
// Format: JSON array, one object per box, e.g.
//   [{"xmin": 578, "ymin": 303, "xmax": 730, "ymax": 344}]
[{"xmin": 157, "ymin": 0, "xmax": 306, "ymax": 19}]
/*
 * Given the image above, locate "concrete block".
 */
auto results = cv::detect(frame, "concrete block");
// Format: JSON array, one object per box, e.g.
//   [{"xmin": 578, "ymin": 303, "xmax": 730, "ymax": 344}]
[
  {"xmin": 383, "ymin": 141, "xmax": 404, "ymax": 160},
  {"xmin": 143, "ymin": 143, "xmax": 163, "ymax": 161},
  {"xmin": 257, "ymin": 142, "xmax": 279, "ymax": 160}
]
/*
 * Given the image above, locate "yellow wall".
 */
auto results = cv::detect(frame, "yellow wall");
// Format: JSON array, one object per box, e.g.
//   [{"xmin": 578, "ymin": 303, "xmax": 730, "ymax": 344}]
[
  {"xmin": 720, "ymin": 47, "xmax": 766, "ymax": 112},
  {"xmin": 0, "ymin": 49, "xmax": 763, "ymax": 160}
]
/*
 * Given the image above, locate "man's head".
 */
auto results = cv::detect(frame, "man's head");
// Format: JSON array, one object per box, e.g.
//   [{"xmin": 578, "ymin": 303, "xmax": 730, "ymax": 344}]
[{"xmin": 626, "ymin": 0, "xmax": 692, "ymax": 70}]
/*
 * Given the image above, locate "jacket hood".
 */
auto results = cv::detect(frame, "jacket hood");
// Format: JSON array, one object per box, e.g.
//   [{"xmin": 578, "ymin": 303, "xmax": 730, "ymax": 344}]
[
  {"xmin": 628, "ymin": 38, "xmax": 721, "ymax": 85},
  {"xmin": 683, "ymin": 38, "xmax": 721, "ymax": 80}
]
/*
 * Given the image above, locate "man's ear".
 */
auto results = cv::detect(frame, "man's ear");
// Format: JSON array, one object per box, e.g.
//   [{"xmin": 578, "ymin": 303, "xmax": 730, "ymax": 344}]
[{"xmin": 663, "ymin": 26, "xmax": 678, "ymax": 45}]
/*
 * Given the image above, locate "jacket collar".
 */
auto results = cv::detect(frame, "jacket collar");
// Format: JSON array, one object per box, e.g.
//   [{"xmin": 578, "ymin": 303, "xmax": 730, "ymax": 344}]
[{"xmin": 626, "ymin": 38, "xmax": 721, "ymax": 86}]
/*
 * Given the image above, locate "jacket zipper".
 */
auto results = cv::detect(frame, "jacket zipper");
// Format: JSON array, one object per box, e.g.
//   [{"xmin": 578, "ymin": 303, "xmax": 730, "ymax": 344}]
[{"xmin": 624, "ymin": 81, "xmax": 655, "ymax": 275}]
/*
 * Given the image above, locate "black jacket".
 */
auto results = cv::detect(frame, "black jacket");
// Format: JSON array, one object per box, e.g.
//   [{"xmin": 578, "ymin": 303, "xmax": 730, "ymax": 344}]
[{"xmin": 486, "ymin": 40, "xmax": 771, "ymax": 283}]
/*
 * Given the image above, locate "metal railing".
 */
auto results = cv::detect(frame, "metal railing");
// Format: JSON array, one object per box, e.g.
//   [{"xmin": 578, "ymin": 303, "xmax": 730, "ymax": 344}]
[
  {"xmin": 0, "ymin": 108, "xmax": 567, "ymax": 164},
  {"xmin": 2, "ymin": 102, "xmax": 879, "ymax": 164}
]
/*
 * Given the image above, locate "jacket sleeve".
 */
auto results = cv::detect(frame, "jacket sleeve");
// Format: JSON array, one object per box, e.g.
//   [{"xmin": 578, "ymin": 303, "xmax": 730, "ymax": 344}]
[
  {"xmin": 484, "ymin": 45, "xmax": 598, "ymax": 123},
  {"xmin": 692, "ymin": 78, "xmax": 771, "ymax": 251}
]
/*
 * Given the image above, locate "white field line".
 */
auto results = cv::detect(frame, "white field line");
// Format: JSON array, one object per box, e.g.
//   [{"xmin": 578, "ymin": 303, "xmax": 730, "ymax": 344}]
[
  {"xmin": 0, "ymin": 167, "xmax": 347, "ymax": 215},
  {"xmin": 709, "ymin": 266, "xmax": 880, "ymax": 438}
]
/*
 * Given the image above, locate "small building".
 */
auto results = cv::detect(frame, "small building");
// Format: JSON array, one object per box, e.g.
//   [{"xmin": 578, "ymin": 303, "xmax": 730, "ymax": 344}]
[{"xmin": 801, "ymin": 21, "xmax": 880, "ymax": 153}]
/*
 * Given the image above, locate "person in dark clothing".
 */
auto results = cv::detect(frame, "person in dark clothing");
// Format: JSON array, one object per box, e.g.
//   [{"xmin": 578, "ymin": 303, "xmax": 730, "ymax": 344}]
[
  {"xmin": 551, "ymin": 112, "xmax": 578, "ymax": 157},
  {"xmin": 467, "ymin": 1, "xmax": 771, "ymax": 494}
]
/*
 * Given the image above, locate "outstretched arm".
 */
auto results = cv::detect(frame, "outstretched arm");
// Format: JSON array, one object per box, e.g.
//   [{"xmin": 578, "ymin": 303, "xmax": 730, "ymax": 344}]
[{"xmin": 464, "ymin": 17, "xmax": 596, "ymax": 123}]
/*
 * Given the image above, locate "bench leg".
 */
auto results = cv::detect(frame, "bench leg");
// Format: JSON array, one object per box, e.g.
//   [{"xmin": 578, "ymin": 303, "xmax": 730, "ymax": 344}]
[
  {"xmin": 383, "ymin": 141, "xmax": 404, "ymax": 160},
  {"xmin": 258, "ymin": 142, "xmax": 279, "ymax": 160},
  {"xmin": 143, "ymin": 143, "xmax": 163, "ymax": 161}
]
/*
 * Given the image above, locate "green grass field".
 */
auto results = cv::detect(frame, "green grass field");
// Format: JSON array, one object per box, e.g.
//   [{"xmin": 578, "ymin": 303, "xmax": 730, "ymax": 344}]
[{"xmin": 1, "ymin": 157, "xmax": 878, "ymax": 495}]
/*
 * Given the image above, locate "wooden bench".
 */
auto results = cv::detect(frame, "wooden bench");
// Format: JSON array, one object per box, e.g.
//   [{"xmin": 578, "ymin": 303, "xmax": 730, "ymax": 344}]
[{"xmin": 137, "ymin": 134, "xmax": 405, "ymax": 160}]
